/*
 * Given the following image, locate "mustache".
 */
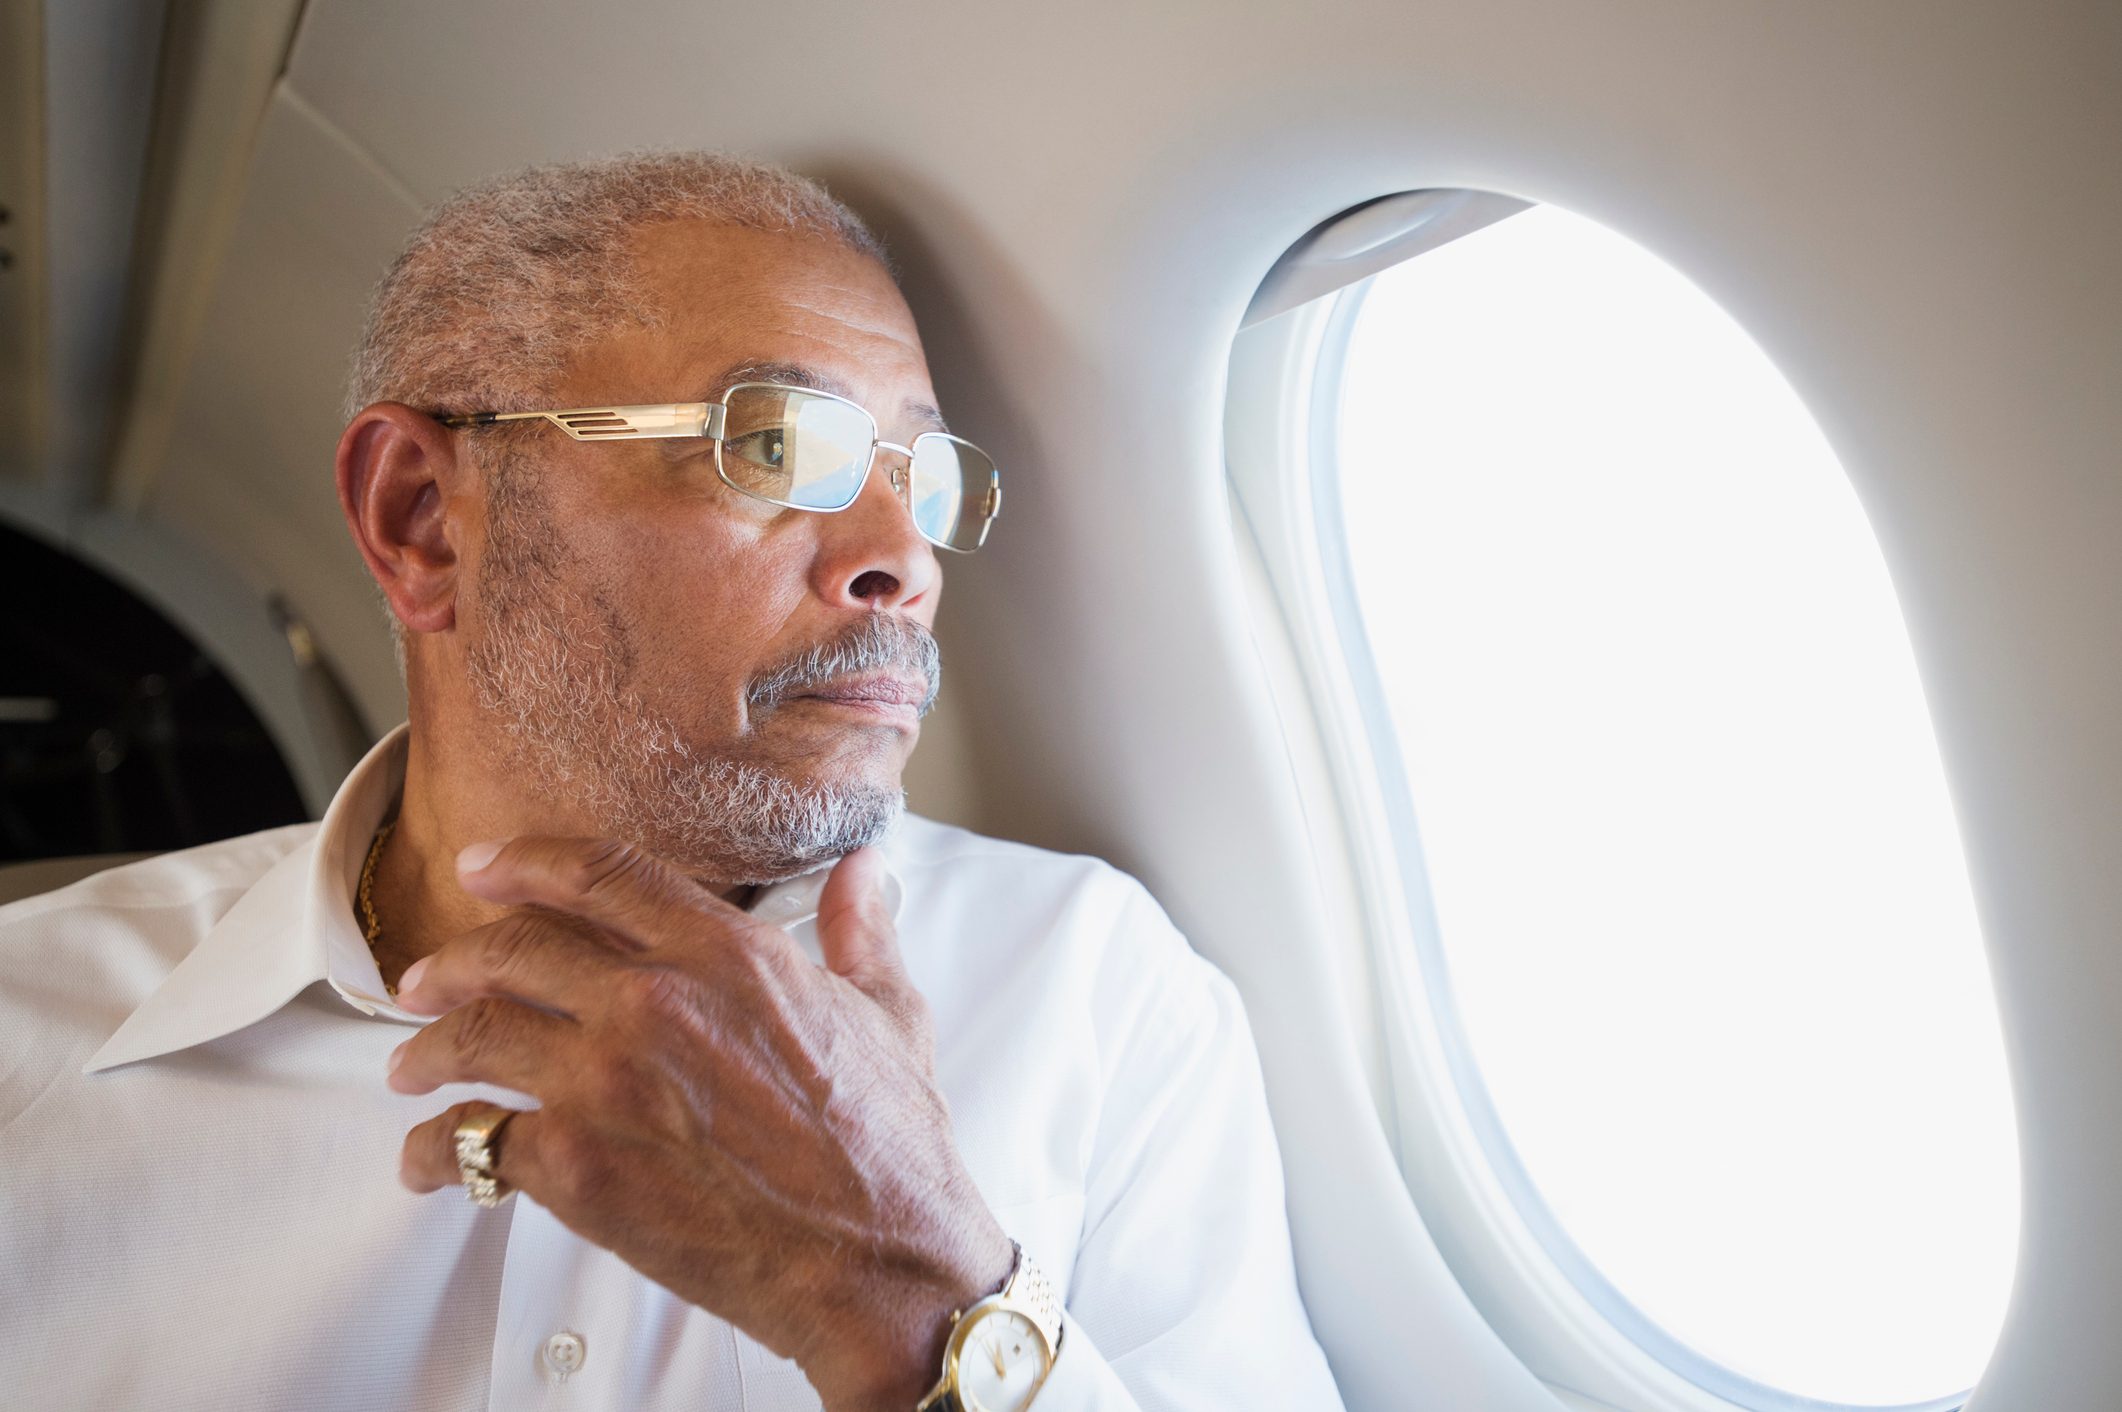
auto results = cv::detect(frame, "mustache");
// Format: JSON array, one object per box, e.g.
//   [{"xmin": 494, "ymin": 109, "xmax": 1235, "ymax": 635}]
[{"xmin": 745, "ymin": 615, "xmax": 942, "ymax": 719}]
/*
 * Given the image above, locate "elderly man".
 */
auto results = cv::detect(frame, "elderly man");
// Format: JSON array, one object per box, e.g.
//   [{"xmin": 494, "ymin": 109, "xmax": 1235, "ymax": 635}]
[{"xmin": 0, "ymin": 152, "xmax": 1341, "ymax": 1411}]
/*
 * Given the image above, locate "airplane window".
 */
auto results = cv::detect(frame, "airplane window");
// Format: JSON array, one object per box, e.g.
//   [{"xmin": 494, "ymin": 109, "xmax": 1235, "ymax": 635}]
[{"xmin": 1234, "ymin": 199, "xmax": 2021, "ymax": 1411}]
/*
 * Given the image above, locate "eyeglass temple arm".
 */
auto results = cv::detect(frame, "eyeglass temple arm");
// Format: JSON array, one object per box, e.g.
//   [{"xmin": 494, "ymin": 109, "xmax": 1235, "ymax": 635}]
[{"xmin": 436, "ymin": 404, "xmax": 726, "ymax": 441}]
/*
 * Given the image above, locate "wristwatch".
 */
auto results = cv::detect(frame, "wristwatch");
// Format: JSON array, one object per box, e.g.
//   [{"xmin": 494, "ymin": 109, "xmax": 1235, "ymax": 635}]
[{"xmin": 915, "ymin": 1241, "xmax": 1064, "ymax": 1412}]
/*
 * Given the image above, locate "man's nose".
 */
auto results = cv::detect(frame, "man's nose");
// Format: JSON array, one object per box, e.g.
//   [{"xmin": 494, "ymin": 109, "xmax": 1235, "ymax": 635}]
[{"xmin": 812, "ymin": 445, "xmax": 940, "ymax": 610}]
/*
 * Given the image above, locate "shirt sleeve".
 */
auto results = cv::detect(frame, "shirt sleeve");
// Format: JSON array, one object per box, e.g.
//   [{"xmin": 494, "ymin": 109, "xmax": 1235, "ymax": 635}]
[{"xmin": 1027, "ymin": 881, "xmax": 1346, "ymax": 1410}]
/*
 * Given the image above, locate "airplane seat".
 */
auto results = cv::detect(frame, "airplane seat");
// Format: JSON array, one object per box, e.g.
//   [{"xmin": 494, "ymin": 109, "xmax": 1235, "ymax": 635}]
[{"xmin": 0, "ymin": 854, "xmax": 157, "ymax": 909}]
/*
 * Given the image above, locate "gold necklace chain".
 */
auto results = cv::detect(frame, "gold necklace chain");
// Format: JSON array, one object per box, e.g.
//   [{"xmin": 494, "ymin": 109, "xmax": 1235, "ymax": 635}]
[{"xmin": 359, "ymin": 820, "xmax": 397, "ymax": 995}]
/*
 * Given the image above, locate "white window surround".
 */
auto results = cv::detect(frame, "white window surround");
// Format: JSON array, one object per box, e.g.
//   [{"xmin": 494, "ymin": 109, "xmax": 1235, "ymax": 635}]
[{"xmin": 1223, "ymin": 198, "xmax": 2006, "ymax": 1412}]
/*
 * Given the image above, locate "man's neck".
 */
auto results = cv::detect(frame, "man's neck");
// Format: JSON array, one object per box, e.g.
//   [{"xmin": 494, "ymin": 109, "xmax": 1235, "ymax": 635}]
[
  {"xmin": 360, "ymin": 723, "xmax": 749, "ymax": 990},
  {"xmin": 362, "ymin": 782, "xmax": 486, "ymax": 992}
]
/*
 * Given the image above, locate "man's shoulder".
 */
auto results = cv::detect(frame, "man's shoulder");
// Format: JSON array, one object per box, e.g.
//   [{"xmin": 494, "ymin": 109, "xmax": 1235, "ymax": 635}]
[
  {"xmin": 0, "ymin": 823, "xmax": 318, "ymax": 937},
  {"xmin": 890, "ymin": 814, "xmax": 1219, "ymax": 1003},
  {"xmin": 0, "ymin": 824, "xmax": 318, "ymax": 1027},
  {"xmin": 890, "ymin": 813, "xmax": 1164, "ymax": 917},
  {"xmin": 890, "ymin": 812, "xmax": 1098, "ymax": 871},
  {"xmin": 0, "ymin": 823, "xmax": 319, "ymax": 1123}
]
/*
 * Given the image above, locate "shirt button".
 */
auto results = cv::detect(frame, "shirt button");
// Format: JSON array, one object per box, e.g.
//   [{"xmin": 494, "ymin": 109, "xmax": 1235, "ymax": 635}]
[{"xmin": 544, "ymin": 1330, "xmax": 587, "ymax": 1378}]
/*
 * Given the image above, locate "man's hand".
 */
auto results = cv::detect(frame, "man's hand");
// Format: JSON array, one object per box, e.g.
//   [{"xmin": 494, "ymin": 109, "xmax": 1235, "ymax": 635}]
[{"xmin": 387, "ymin": 836, "xmax": 1013, "ymax": 1411}]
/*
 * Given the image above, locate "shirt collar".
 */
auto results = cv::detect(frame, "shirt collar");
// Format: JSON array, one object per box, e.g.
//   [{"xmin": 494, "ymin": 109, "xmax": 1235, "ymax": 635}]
[{"xmin": 86, "ymin": 723, "xmax": 904, "ymax": 1073}]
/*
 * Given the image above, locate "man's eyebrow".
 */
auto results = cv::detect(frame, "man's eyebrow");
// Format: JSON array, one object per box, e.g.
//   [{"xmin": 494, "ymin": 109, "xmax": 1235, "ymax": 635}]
[
  {"xmin": 702, "ymin": 360, "xmax": 949, "ymax": 434},
  {"xmin": 703, "ymin": 360, "xmax": 851, "ymax": 401},
  {"xmin": 903, "ymin": 400, "xmax": 949, "ymax": 434}
]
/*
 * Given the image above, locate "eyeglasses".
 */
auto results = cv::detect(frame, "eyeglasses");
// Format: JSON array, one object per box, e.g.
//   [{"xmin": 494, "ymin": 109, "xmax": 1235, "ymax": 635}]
[{"xmin": 438, "ymin": 381, "xmax": 1001, "ymax": 553}]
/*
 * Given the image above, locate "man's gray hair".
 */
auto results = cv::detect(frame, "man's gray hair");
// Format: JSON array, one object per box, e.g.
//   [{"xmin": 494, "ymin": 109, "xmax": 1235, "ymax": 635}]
[{"xmin": 343, "ymin": 149, "xmax": 888, "ymax": 422}]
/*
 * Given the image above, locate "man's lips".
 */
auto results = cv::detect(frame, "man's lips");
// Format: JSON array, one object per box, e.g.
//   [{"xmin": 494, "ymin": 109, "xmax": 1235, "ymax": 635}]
[{"xmin": 788, "ymin": 675, "xmax": 929, "ymax": 714}]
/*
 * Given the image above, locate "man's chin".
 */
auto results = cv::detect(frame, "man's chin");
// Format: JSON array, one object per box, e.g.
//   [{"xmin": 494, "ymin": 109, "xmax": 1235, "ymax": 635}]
[
  {"xmin": 639, "ymin": 757, "xmax": 907, "ymax": 889},
  {"xmin": 755, "ymin": 703, "xmax": 923, "ymax": 763},
  {"xmin": 749, "ymin": 722, "xmax": 916, "ymax": 788}
]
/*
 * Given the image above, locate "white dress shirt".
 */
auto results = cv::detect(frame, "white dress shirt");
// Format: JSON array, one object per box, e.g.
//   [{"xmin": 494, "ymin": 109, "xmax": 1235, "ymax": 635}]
[{"xmin": 0, "ymin": 724, "xmax": 1343, "ymax": 1411}]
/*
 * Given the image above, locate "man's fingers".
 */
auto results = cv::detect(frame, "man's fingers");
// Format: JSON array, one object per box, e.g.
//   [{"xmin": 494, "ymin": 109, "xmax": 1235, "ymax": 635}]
[
  {"xmin": 816, "ymin": 847, "xmax": 918, "ymax": 1006},
  {"xmin": 395, "ymin": 909, "xmax": 630, "ymax": 1019},
  {"xmin": 387, "ymin": 996, "xmax": 575, "ymax": 1097},
  {"xmin": 399, "ymin": 1100, "xmax": 542, "ymax": 1196},
  {"xmin": 815, "ymin": 848, "xmax": 898, "ymax": 980},
  {"xmin": 455, "ymin": 835, "xmax": 750, "ymax": 954}
]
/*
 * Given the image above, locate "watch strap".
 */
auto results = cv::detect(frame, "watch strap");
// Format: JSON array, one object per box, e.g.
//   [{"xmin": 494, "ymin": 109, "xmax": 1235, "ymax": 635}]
[
  {"xmin": 915, "ymin": 1242, "xmax": 1065, "ymax": 1411},
  {"xmin": 1001, "ymin": 1246, "xmax": 1064, "ymax": 1356}
]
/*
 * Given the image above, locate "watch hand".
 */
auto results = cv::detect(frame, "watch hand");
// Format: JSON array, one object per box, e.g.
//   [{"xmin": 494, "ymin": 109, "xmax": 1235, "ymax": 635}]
[{"xmin": 988, "ymin": 1334, "xmax": 1009, "ymax": 1378}]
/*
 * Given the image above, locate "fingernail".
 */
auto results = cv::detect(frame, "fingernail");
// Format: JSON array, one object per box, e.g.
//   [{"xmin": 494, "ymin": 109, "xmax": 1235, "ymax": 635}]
[
  {"xmin": 387, "ymin": 1041, "xmax": 406, "ymax": 1075},
  {"xmin": 456, "ymin": 839, "xmax": 504, "ymax": 874},
  {"xmin": 398, "ymin": 957, "xmax": 429, "ymax": 996}
]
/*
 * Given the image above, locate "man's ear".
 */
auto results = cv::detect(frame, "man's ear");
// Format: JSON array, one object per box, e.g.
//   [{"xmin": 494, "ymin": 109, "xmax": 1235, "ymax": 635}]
[{"xmin": 335, "ymin": 402, "xmax": 468, "ymax": 638}]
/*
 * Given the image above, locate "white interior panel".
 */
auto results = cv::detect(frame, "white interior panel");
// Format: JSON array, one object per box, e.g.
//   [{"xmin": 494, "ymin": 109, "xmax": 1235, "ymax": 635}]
[{"xmin": 145, "ymin": 88, "xmax": 419, "ymax": 738}]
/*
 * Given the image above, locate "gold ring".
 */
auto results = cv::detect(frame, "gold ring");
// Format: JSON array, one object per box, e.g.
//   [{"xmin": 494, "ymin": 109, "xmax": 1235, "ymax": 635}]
[{"xmin": 453, "ymin": 1107, "xmax": 517, "ymax": 1208}]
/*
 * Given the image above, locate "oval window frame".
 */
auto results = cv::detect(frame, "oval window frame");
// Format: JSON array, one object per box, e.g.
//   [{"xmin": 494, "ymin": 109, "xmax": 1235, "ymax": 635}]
[{"xmin": 1224, "ymin": 192, "xmax": 2011, "ymax": 1412}]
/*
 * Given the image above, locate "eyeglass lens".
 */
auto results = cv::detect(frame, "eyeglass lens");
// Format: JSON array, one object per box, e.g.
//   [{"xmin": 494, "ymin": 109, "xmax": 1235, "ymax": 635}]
[
  {"xmin": 717, "ymin": 385, "xmax": 995, "ymax": 549},
  {"xmin": 908, "ymin": 435, "xmax": 995, "ymax": 552}
]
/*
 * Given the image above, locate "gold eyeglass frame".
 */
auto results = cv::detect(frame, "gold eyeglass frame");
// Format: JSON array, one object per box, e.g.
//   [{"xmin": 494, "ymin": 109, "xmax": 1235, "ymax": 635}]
[{"xmin": 437, "ymin": 381, "xmax": 1001, "ymax": 553}]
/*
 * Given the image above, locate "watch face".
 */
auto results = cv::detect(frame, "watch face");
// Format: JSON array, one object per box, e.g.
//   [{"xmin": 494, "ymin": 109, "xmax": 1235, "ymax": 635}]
[{"xmin": 956, "ymin": 1308, "xmax": 1051, "ymax": 1412}]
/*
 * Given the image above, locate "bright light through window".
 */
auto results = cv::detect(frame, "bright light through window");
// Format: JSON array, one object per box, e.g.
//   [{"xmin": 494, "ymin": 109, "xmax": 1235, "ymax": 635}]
[{"xmin": 1332, "ymin": 203, "xmax": 2020, "ymax": 1407}]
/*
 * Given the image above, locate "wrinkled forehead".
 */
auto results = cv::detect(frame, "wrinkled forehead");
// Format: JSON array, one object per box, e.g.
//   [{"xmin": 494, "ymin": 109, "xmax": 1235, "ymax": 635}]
[{"xmin": 560, "ymin": 219, "xmax": 943, "ymax": 432}]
